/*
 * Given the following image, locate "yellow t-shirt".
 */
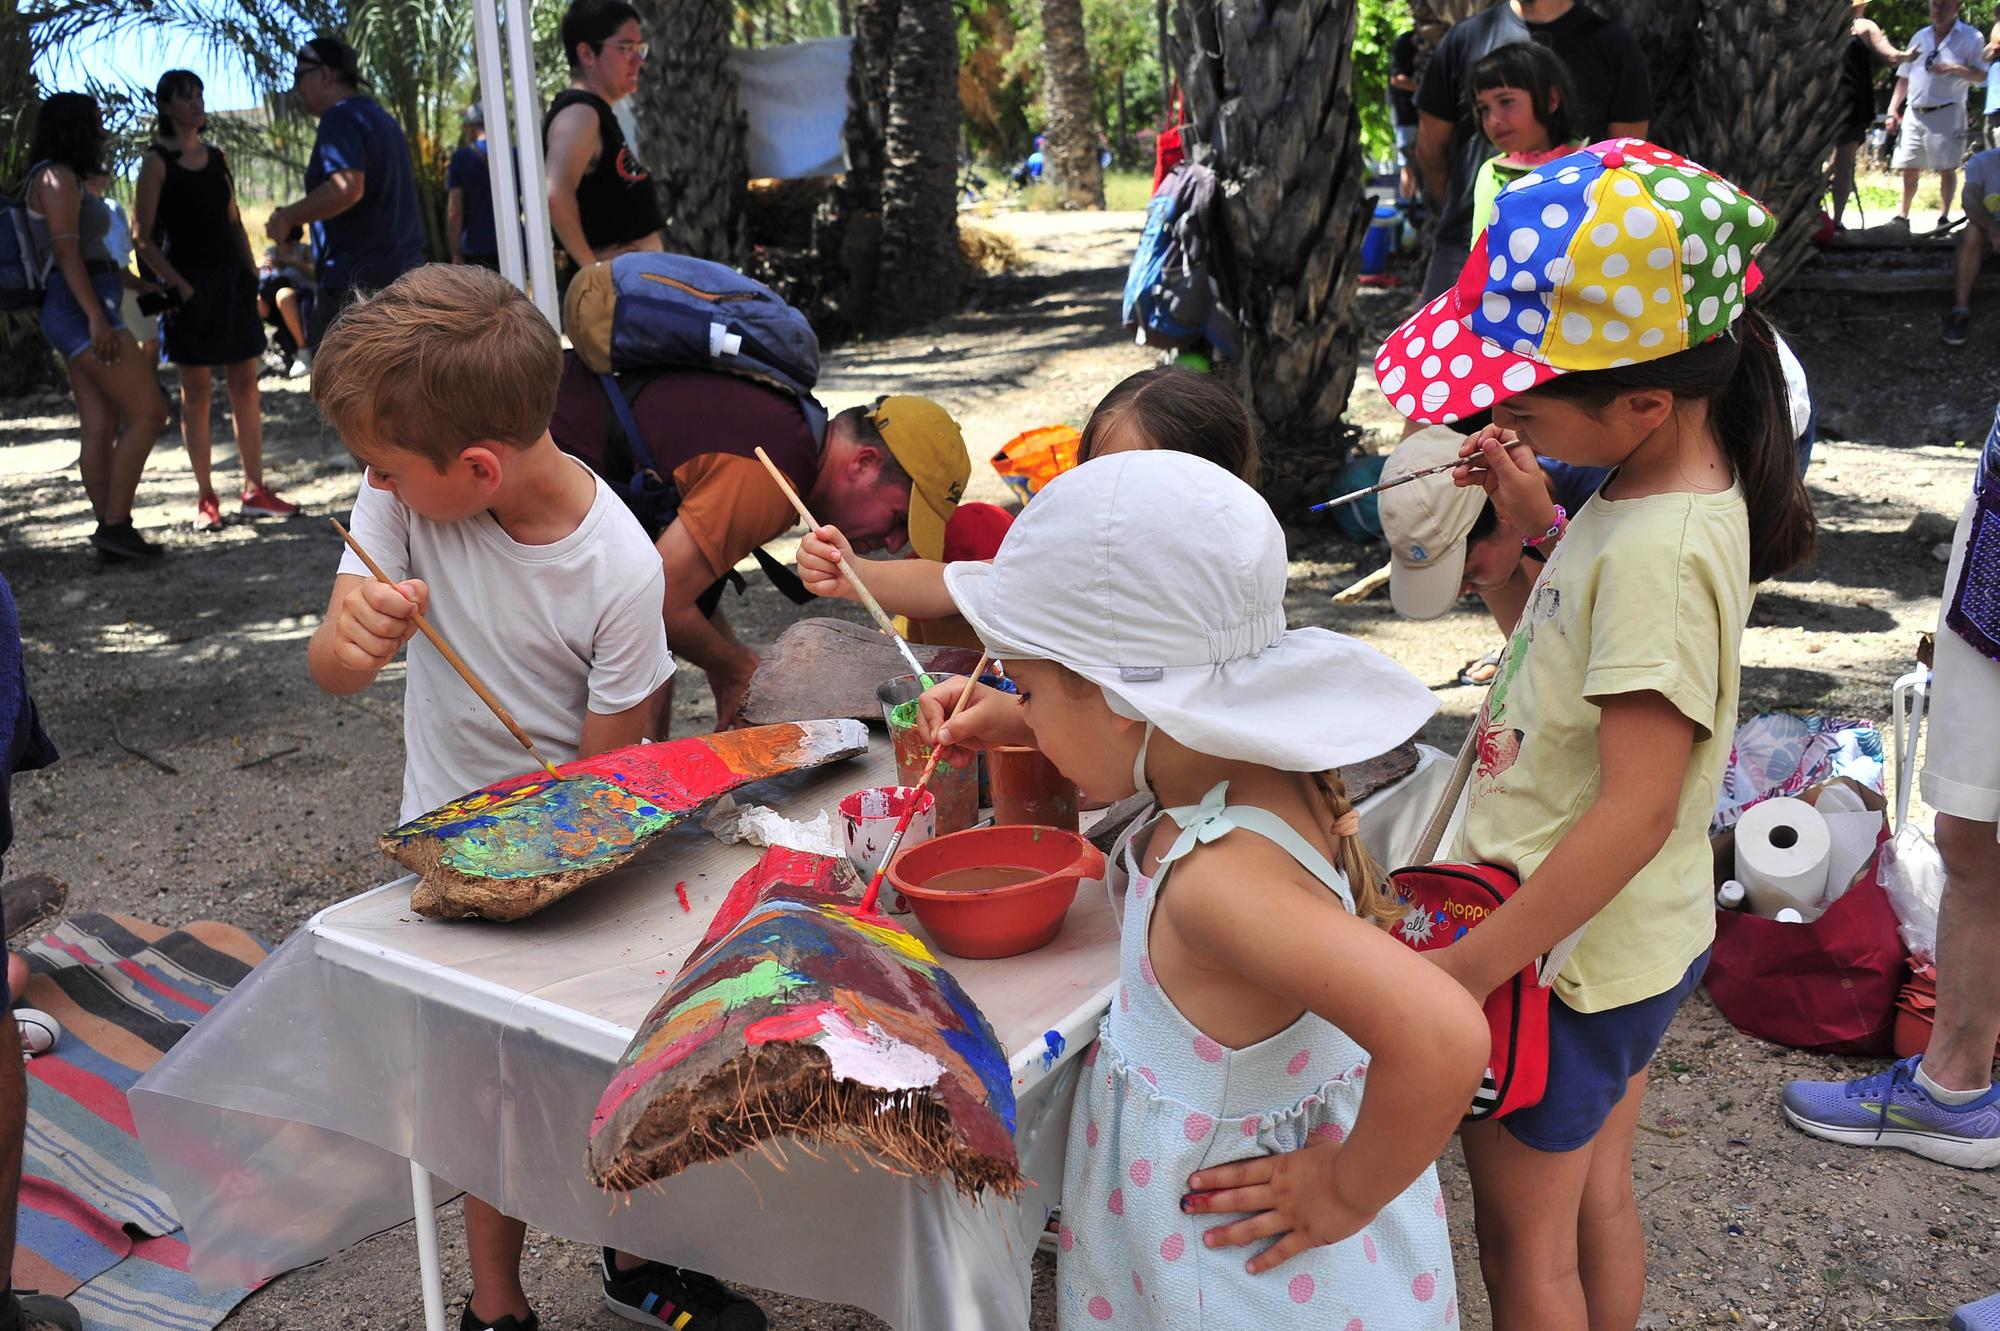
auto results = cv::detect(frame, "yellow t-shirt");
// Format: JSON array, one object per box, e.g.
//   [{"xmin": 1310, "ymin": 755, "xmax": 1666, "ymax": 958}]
[{"xmin": 1452, "ymin": 481, "xmax": 1751, "ymax": 1013}]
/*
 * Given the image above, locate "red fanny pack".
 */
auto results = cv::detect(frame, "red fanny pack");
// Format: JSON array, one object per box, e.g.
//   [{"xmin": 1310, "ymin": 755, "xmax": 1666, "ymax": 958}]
[{"xmin": 1387, "ymin": 861, "xmax": 1552, "ymax": 1121}]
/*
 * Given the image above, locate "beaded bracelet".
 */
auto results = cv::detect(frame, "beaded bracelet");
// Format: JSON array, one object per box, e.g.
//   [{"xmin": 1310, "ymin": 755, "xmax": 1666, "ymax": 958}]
[{"xmin": 1523, "ymin": 504, "xmax": 1567, "ymax": 549}]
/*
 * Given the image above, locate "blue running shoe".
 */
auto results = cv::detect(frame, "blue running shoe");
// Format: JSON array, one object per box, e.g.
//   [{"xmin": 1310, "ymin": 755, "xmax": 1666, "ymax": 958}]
[
  {"xmin": 1782, "ymin": 1056, "xmax": 2000, "ymax": 1169},
  {"xmin": 1952, "ymin": 1292, "xmax": 2000, "ymax": 1331}
]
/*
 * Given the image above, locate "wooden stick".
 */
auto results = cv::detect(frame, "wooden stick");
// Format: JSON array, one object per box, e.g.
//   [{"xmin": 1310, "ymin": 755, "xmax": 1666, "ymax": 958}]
[
  {"xmin": 857, "ymin": 656, "xmax": 989, "ymax": 915},
  {"xmin": 330, "ymin": 519, "xmax": 565, "ymax": 782},
  {"xmin": 752, "ymin": 446, "xmax": 935, "ymax": 690},
  {"xmin": 1332, "ymin": 563, "xmax": 1392, "ymax": 606}
]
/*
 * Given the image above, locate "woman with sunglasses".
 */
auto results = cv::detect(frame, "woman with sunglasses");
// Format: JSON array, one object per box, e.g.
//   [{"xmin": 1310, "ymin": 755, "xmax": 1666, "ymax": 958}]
[{"xmin": 544, "ymin": 0, "xmax": 664, "ymax": 276}]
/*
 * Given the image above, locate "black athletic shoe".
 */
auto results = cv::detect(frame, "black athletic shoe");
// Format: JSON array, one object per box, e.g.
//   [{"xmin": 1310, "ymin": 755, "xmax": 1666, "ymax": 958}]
[
  {"xmin": 88, "ymin": 521, "xmax": 164, "ymax": 562},
  {"xmin": 1, "ymin": 1289, "xmax": 83, "ymax": 1331},
  {"xmin": 457, "ymin": 1304, "xmax": 538, "ymax": 1331},
  {"xmin": 601, "ymin": 1249, "xmax": 767, "ymax": 1330},
  {"xmin": 1945, "ymin": 307, "xmax": 1972, "ymax": 346}
]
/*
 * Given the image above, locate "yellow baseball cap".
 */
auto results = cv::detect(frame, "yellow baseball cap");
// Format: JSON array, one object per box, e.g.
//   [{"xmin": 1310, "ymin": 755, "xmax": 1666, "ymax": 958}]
[{"xmin": 867, "ymin": 395, "xmax": 968, "ymax": 561}]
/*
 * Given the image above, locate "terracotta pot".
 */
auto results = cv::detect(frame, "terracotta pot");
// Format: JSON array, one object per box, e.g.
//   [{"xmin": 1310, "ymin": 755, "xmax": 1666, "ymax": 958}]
[{"xmin": 988, "ymin": 746, "xmax": 1080, "ymax": 833}]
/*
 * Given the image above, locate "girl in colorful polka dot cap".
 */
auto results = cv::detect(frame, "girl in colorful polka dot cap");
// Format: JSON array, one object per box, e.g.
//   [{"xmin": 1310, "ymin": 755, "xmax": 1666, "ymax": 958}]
[{"xmin": 1379, "ymin": 140, "xmax": 1820, "ymax": 1329}]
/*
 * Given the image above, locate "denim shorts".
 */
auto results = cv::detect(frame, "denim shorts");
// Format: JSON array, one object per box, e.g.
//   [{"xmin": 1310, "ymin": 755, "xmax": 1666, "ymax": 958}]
[
  {"xmin": 40, "ymin": 265, "xmax": 126, "ymax": 361},
  {"xmin": 1502, "ymin": 947, "xmax": 1712, "ymax": 1153}
]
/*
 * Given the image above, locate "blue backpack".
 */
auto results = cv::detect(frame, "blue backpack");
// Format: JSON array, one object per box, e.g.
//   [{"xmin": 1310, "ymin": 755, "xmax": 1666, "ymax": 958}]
[
  {"xmin": 1122, "ymin": 160, "xmax": 1237, "ymax": 359},
  {"xmin": 566, "ymin": 251, "xmax": 826, "ymax": 441},
  {"xmin": 0, "ymin": 187, "xmax": 46, "ymax": 314}
]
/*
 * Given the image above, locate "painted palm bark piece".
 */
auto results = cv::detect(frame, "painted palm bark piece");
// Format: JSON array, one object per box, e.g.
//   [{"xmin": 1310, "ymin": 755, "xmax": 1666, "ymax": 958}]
[
  {"xmin": 383, "ymin": 720, "xmax": 869, "ymax": 922},
  {"xmin": 588, "ymin": 847, "xmax": 1021, "ymax": 1199}
]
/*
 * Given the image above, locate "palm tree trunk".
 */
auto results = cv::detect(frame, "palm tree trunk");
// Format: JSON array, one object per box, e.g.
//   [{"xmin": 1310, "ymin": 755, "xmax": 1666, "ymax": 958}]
[
  {"xmin": 1591, "ymin": 0, "xmax": 1701, "ymax": 151},
  {"xmin": 629, "ymin": 0, "xmax": 749, "ymax": 263},
  {"xmin": 1042, "ymin": 0, "xmax": 1106, "ymax": 208},
  {"xmin": 1679, "ymin": 0, "xmax": 1850, "ymax": 290},
  {"xmin": 1174, "ymin": 0, "xmax": 1372, "ymax": 510},
  {"xmin": 873, "ymin": 0, "xmax": 962, "ymax": 328}
]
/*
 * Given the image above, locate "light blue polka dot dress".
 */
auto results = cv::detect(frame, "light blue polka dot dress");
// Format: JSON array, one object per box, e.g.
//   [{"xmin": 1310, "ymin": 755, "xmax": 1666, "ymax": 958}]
[{"xmin": 1057, "ymin": 784, "xmax": 1459, "ymax": 1330}]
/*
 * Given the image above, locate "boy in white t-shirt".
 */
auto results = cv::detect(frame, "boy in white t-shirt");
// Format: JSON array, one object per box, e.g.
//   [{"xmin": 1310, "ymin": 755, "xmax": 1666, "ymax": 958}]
[
  {"xmin": 305, "ymin": 264, "xmax": 766, "ymax": 1331},
  {"xmin": 1945, "ymin": 146, "xmax": 2000, "ymax": 344}
]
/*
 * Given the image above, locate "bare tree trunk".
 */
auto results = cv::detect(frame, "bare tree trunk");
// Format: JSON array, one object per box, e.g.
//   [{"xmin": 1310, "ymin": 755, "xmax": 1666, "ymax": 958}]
[
  {"xmin": 629, "ymin": 0, "xmax": 748, "ymax": 263},
  {"xmin": 873, "ymin": 0, "xmax": 962, "ymax": 328},
  {"xmin": 1042, "ymin": 0, "xmax": 1106, "ymax": 208},
  {"xmin": 1679, "ymin": 0, "xmax": 1850, "ymax": 290},
  {"xmin": 1174, "ymin": 0, "xmax": 1372, "ymax": 509}
]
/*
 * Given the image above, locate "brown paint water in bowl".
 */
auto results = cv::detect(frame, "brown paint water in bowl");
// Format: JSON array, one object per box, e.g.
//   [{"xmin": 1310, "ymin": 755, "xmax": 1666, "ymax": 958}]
[{"xmin": 920, "ymin": 864, "xmax": 1045, "ymax": 893}]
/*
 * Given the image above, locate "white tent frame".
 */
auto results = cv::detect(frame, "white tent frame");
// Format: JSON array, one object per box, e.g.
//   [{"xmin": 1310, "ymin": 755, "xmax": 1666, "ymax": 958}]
[{"xmin": 470, "ymin": 0, "xmax": 560, "ymax": 324}]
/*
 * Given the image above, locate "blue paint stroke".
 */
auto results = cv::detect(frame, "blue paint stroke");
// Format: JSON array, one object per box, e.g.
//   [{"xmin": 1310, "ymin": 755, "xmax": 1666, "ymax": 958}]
[{"xmin": 1039, "ymin": 1029, "xmax": 1066, "ymax": 1069}]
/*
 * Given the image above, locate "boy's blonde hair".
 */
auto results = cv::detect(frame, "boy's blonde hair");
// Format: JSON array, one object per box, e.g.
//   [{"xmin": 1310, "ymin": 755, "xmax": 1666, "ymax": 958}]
[{"xmin": 312, "ymin": 264, "xmax": 562, "ymax": 469}]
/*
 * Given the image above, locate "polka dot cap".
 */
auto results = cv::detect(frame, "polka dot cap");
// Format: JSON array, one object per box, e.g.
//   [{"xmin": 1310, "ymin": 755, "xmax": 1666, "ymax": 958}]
[{"xmin": 1376, "ymin": 139, "xmax": 1777, "ymax": 426}]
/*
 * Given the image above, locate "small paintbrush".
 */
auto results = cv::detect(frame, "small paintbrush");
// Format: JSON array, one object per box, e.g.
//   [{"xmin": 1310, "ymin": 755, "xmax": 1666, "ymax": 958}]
[
  {"xmin": 1311, "ymin": 458, "xmax": 1487, "ymax": 513},
  {"xmin": 856, "ymin": 656, "xmax": 989, "ymax": 915},
  {"xmin": 752, "ymin": 445, "xmax": 936, "ymax": 691},
  {"xmin": 331, "ymin": 519, "xmax": 565, "ymax": 782}
]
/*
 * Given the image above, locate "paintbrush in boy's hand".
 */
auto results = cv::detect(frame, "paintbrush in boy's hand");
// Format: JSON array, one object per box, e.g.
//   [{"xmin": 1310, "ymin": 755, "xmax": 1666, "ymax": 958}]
[
  {"xmin": 330, "ymin": 518, "xmax": 565, "ymax": 782},
  {"xmin": 855, "ymin": 657, "xmax": 989, "ymax": 916},
  {"xmin": 752, "ymin": 446, "xmax": 936, "ymax": 691}
]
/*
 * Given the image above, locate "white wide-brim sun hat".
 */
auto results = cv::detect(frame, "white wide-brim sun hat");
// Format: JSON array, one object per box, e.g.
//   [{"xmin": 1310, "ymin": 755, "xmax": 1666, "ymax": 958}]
[{"xmin": 944, "ymin": 450, "xmax": 1437, "ymax": 772}]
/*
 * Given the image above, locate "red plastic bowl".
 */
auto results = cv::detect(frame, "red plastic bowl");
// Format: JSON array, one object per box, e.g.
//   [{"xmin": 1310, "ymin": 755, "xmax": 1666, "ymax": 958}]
[{"xmin": 886, "ymin": 824, "xmax": 1105, "ymax": 959}]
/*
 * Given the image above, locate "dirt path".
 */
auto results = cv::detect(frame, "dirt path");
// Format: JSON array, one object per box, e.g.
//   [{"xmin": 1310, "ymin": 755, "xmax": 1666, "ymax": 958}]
[{"xmin": 0, "ymin": 214, "xmax": 1990, "ymax": 1329}]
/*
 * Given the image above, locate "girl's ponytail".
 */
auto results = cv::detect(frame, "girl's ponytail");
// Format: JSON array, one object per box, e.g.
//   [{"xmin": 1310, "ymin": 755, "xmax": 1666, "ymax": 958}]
[
  {"xmin": 1530, "ymin": 305, "xmax": 1819, "ymax": 582},
  {"xmin": 1309, "ymin": 770, "xmax": 1399, "ymax": 926},
  {"xmin": 1718, "ymin": 310, "xmax": 1818, "ymax": 582}
]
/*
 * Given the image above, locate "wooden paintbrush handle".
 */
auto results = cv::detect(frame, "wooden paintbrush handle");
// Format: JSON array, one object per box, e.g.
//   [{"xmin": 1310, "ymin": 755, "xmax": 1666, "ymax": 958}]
[
  {"xmin": 331, "ymin": 519, "xmax": 564, "ymax": 781},
  {"xmin": 860, "ymin": 656, "xmax": 990, "ymax": 913}
]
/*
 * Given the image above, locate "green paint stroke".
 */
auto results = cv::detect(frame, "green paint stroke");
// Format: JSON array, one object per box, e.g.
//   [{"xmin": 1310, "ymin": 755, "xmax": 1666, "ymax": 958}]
[
  {"xmin": 663, "ymin": 957, "xmax": 808, "ymax": 1026},
  {"xmin": 890, "ymin": 699, "xmax": 919, "ymax": 729}
]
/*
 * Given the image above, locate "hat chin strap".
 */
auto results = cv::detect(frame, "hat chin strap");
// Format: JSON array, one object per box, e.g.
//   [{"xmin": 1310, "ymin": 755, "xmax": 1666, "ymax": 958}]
[{"xmin": 1131, "ymin": 722, "xmax": 1156, "ymax": 801}]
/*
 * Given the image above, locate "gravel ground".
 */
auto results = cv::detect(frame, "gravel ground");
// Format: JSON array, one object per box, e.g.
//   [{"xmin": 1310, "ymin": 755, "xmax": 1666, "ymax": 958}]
[{"xmin": 0, "ymin": 212, "xmax": 1992, "ymax": 1329}]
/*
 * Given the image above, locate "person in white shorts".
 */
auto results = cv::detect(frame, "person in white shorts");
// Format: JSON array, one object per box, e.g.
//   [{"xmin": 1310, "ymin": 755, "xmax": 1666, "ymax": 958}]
[
  {"xmin": 1888, "ymin": 0, "xmax": 1990, "ymax": 229},
  {"xmin": 1784, "ymin": 401, "xmax": 2000, "ymax": 1195}
]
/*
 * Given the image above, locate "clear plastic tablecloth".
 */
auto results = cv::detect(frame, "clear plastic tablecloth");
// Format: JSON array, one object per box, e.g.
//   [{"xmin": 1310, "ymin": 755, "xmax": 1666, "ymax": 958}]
[{"xmin": 132, "ymin": 742, "xmax": 1447, "ymax": 1330}]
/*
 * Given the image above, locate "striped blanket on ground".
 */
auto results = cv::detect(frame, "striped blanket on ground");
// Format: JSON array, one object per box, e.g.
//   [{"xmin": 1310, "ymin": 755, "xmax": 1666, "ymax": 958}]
[{"xmin": 11, "ymin": 913, "xmax": 266, "ymax": 1331}]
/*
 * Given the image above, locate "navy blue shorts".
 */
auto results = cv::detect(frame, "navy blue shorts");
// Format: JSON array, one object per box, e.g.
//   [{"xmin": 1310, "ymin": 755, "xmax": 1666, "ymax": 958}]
[
  {"xmin": 1502, "ymin": 947, "xmax": 1712, "ymax": 1153},
  {"xmin": 40, "ymin": 266, "xmax": 126, "ymax": 362}
]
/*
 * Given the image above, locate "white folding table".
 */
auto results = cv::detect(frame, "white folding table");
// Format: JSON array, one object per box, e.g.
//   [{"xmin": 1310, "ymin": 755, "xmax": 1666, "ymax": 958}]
[{"xmin": 132, "ymin": 742, "xmax": 1447, "ymax": 1330}]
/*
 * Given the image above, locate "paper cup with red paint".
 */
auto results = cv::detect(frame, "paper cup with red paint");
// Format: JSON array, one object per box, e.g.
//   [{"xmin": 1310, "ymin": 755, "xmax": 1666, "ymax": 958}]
[{"xmin": 839, "ymin": 785, "xmax": 937, "ymax": 913}]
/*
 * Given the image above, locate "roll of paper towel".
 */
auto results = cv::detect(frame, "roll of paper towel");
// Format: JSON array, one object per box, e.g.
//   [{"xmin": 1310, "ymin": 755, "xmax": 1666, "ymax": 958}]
[{"xmin": 1735, "ymin": 797, "xmax": 1832, "ymax": 920}]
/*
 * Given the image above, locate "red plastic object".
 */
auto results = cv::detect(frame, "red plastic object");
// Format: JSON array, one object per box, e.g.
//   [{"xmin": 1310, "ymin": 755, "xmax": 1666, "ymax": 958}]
[
  {"xmin": 887, "ymin": 824, "xmax": 1105, "ymax": 959},
  {"xmin": 1892, "ymin": 965, "xmax": 2000, "ymax": 1061}
]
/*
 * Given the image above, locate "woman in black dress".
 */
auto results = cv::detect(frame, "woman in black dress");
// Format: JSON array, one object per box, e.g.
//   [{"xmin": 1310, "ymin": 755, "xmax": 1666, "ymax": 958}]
[
  {"xmin": 135, "ymin": 70, "xmax": 297, "ymax": 532},
  {"xmin": 1832, "ymin": 1, "xmax": 1917, "ymax": 230}
]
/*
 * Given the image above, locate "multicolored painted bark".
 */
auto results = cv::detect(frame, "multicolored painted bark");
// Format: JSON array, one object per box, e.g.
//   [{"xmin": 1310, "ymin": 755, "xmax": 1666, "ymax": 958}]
[
  {"xmin": 587, "ymin": 848, "xmax": 1021, "ymax": 1199},
  {"xmin": 382, "ymin": 720, "xmax": 869, "ymax": 921}
]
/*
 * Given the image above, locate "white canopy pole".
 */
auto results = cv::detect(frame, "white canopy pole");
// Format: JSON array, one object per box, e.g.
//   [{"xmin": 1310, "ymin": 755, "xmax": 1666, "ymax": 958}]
[
  {"xmin": 504, "ymin": 0, "xmax": 562, "ymax": 325},
  {"xmin": 471, "ymin": 0, "xmax": 526, "ymax": 287}
]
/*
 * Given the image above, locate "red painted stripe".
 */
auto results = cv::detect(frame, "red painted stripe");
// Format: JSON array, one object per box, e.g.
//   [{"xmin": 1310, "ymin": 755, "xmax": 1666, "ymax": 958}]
[
  {"xmin": 112, "ymin": 958, "xmax": 214, "ymax": 1015},
  {"xmin": 744, "ymin": 1001, "xmax": 839, "ymax": 1047},
  {"xmin": 27, "ymin": 1055, "xmax": 140, "ymax": 1135}
]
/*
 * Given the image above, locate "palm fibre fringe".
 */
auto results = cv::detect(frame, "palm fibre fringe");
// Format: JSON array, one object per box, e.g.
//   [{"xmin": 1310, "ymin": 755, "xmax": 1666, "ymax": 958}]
[{"xmin": 588, "ymin": 1039, "xmax": 1023, "ymax": 1201}]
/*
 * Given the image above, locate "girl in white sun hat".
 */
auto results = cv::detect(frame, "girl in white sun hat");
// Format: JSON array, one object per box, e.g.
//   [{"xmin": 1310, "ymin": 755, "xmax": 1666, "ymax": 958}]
[
  {"xmin": 928, "ymin": 449, "xmax": 1489, "ymax": 1329},
  {"xmin": 1376, "ymin": 140, "xmax": 1819, "ymax": 1329}
]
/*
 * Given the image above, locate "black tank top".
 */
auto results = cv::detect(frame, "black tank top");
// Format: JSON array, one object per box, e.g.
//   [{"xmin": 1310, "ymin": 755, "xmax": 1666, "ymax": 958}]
[
  {"xmin": 151, "ymin": 144, "xmax": 239, "ymax": 271},
  {"xmin": 1840, "ymin": 33, "xmax": 1876, "ymax": 105},
  {"xmin": 542, "ymin": 90, "xmax": 665, "ymax": 252}
]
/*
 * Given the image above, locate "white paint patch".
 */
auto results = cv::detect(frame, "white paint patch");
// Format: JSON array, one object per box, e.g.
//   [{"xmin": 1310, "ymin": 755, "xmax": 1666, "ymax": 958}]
[{"xmin": 815, "ymin": 1009, "xmax": 946, "ymax": 1092}]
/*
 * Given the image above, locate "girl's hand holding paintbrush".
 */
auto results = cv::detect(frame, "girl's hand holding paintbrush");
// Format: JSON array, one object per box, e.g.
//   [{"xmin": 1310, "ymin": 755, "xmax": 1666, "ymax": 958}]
[
  {"xmin": 1455, "ymin": 425, "xmax": 1559, "ymax": 539},
  {"xmin": 914, "ymin": 675, "xmax": 1032, "ymax": 757}
]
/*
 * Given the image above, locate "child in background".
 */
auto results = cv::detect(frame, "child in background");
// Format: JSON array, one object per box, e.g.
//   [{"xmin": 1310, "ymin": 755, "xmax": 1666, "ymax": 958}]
[
  {"xmin": 794, "ymin": 366, "xmax": 1259, "ymax": 632},
  {"xmin": 303, "ymin": 265, "xmax": 763, "ymax": 1331},
  {"xmin": 1467, "ymin": 41, "xmax": 1581, "ymax": 248},
  {"xmin": 923, "ymin": 450, "xmax": 1487, "ymax": 1328},
  {"xmin": 1374, "ymin": 141, "xmax": 1819, "ymax": 1327}
]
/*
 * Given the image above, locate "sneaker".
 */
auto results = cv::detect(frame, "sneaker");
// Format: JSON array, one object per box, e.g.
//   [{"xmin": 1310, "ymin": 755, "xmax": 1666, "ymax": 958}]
[
  {"xmin": 1953, "ymin": 1292, "xmax": 2000, "ymax": 1331},
  {"xmin": 5, "ymin": 1289, "xmax": 83, "ymax": 1331},
  {"xmin": 193, "ymin": 493, "xmax": 223, "ymax": 531},
  {"xmin": 1945, "ymin": 308, "xmax": 1972, "ymax": 346},
  {"xmin": 88, "ymin": 521, "xmax": 164, "ymax": 563},
  {"xmin": 1782, "ymin": 1056, "xmax": 2000, "ymax": 1169},
  {"xmin": 286, "ymin": 356, "xmax": 312, "ymax": 380},
  {"xmin": 239, "ymin": 483, "xmax": 299, "ymax": 518},
  {"xmin": 457, "ymin": 1306, "xmax": 537, "ymax": 1331},
  {"xmin": 601, "ymin": 1249, "xmax": 766, "ymax": 1330}
]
